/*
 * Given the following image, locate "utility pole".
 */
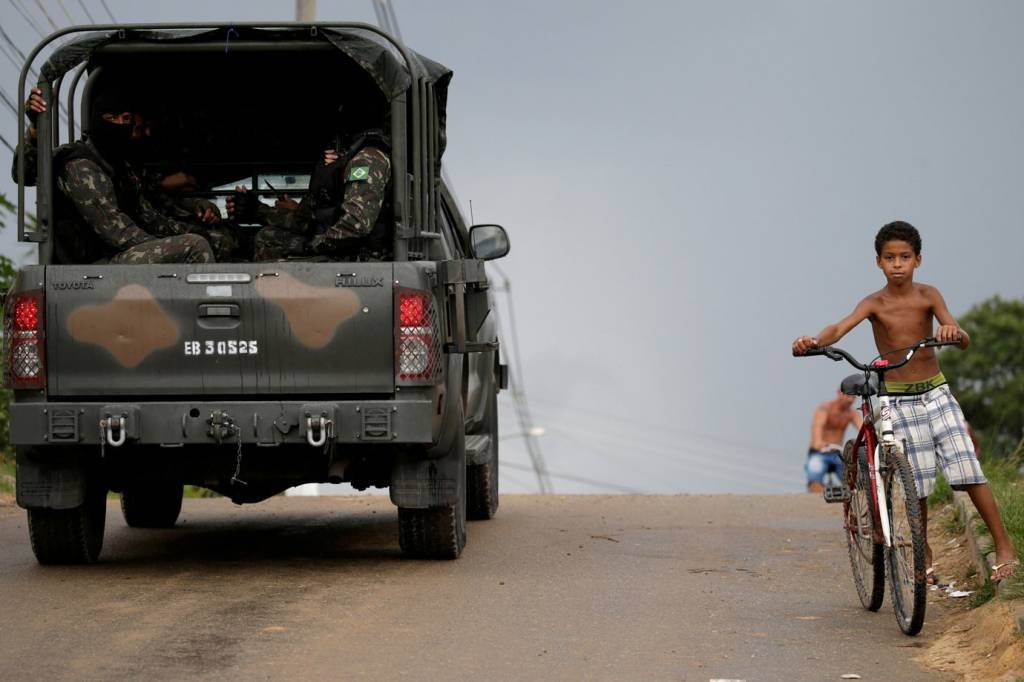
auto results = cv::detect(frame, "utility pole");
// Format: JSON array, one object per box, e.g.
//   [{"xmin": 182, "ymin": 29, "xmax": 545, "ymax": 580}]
[{"xmin": 296, "ymin": 0, "xmax": 316, "ymax": 22}]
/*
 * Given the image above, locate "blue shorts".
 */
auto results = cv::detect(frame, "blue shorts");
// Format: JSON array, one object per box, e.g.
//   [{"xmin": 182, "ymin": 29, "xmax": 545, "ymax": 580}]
[{"xmin": 806, "ymin": 449, "xmax": 843, "ymax": 484}]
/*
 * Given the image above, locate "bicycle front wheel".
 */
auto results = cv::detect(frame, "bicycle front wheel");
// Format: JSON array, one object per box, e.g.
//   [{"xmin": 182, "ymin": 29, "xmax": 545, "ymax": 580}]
[
  {"xmin": 845, "ymin": 441, "xmax": 884, "ymax": 611},
  {"xmin": 884, "ymin": 446, "xmax": 927, "ymax": 636}
]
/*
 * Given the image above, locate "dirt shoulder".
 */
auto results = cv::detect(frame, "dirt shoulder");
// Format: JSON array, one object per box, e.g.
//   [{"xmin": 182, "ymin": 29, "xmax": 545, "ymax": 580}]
[{"xmin": 917, "ymin": 502, "xmax": 1024, "ymax": 680}]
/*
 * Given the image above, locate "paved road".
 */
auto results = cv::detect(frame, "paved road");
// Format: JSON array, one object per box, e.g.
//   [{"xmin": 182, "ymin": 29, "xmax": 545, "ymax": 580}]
[{"xmin": 0, "ymin": 495, "xmax": 951, "ymax": 681}]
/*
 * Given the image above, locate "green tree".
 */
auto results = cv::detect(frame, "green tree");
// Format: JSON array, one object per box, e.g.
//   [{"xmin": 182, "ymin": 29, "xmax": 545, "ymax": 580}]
[{"xmin": 942, "ymin": 296, "xmax": 1024, "ymax": 457}]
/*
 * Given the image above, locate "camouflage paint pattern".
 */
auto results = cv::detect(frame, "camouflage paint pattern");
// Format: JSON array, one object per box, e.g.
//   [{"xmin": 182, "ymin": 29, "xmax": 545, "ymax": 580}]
[
  {"xmin": 66, "ymin": 283, "xmax": 180, "ymax": 367},
  {"xmin": 253, "ymin": 146, "xmax": 391, "ymax": 261},
  {"xmin": 253, "ymin": 271, "xmax": 361, "ymax": 348}
]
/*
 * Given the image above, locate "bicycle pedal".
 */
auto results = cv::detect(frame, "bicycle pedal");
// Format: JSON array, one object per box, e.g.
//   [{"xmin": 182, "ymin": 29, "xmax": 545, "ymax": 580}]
[{"xmin": 823, "ymin": 485, "xmax": 851, "ymax": 503}]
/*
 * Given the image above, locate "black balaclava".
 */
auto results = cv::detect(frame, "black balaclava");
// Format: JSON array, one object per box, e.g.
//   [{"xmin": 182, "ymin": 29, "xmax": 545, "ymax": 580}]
[{"xmin": 89, "ymin": 91, "xmax": 137, "ymax": 164}]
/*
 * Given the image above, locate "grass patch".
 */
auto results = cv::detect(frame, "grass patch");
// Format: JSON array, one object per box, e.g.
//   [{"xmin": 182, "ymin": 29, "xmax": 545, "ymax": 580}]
[
  {"xmin": 943, "ymin": 504, "xmax": 966, "ymax": 536},
  {"xmin": 929, "ymin": 471, "xmax": 953, "ymax": 507},
  {"xmin": 184, "ymin": 485, "xmax": 220, "ymax": 498},
  {"xmin": 969, "ymin": 580, "xmax": 996, "ymax": 607},
  {"xmin": 0, "ymin": 449, "xmax": 14, "ymax": 496},
  {"xmin": 977, "ymin": 453, "xmax": 1024, "ymax": 601}
]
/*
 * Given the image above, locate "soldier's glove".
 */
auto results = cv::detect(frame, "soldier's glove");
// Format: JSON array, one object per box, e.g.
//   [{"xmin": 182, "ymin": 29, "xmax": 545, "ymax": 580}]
[{"xmin": 231, "ymin": 190, "xmax": 261, "ymax": 224}]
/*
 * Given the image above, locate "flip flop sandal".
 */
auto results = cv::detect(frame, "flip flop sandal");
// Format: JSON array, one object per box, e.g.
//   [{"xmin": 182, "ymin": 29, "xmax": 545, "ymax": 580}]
[{"xmin": 989, "ymin": 559, "xmax": 1020, "ymax": 583}]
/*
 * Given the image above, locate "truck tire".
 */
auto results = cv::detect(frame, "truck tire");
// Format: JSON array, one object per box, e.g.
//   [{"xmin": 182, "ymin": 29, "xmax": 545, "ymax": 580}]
[
  {"xmin": 27, "ymin": 475, "xmax": 106, "ymax": 565},
  {"xmin": 398, "ymin": 407, "xmax": 467, "ymax": 559},
  {"xmin": 467, "ymin": 387, "xmax": 499, "ymax": 520},
  {"xmin": 121, "ymin": 482, "xmax": 184, "ymax": 528}
]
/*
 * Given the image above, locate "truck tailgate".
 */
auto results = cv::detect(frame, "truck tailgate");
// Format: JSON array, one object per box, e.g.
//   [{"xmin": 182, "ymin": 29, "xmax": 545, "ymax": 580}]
[{"xmin": 45, "ymin": 263, "xmax": 395, "ymax": 396}]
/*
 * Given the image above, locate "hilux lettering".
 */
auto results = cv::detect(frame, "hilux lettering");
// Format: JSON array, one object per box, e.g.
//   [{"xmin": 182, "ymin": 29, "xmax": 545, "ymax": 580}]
[{"xmin": 336, "ymin": 276, "xmax": 384, "ymax": 288}]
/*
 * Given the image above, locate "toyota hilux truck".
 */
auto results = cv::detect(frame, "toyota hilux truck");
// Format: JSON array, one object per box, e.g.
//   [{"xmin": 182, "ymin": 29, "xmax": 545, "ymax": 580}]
[{"xmin": 5, "ymin": 23, "xmax": 508, "ymax": 562}]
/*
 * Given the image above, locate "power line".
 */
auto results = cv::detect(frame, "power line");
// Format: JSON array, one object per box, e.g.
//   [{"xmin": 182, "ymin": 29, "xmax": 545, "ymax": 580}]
[
  {"xmin": 76, "ymin": 0, "xmax": 94, "ymax": 22},
  {"xmin": 0, "ymin": 131, "xmax": 15, "ymax": 153},
  {"xmin": 371, "ymin": 0, "xmax": 404, "ymax": 43},
  {"xmin": 0, "ymin": 87, "xmax": 21, "ymax": 117},
  {"xmin": 0, "ymin": 35, "xmax": 26, "ymax": 73},
  {"xmin": 54, "ymin": 0, "xmax": 76, "ymax": 25},
  {"xmin": 528, "ymin": 394, "xmax": 793, "ymax": 457},
  {"xmin": 523, "ymin": 401, "xmax": 792, "ymax": 470},
  {"xmin": 32, "ymin": 0, "xmax": 61, "ymax": 32},
  {"xmin": 8, "ymin": 0, "xmax": 48, "ymax": 39},
  {"xmin": 502, "ymin": 461, "xmax": 641, "ymax": 494},
  {"xmin": 540, "ymin": 423, "xmax": 794, "ymax": 489},
  {"xmin": 0, "ymin": 24, "xmax": 29, "ymax": 62},
  {"xmin": 498, "ymin": 468, "xmax": 535, "ymax": 491},
  {"xmin": 98, "ymin": 0, "xmax": 114, "ymax": 22},
  {"xmin": 491, "ymin": 268, "xmax": 552, "ymax": 492}
]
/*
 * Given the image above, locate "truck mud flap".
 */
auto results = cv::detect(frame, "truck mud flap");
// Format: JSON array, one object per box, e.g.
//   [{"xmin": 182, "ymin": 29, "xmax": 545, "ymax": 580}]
[
  {"xmin": 390, "ymin": 448, "xmax": 461, "ymax": 509},
  {"xmin": 391, "ymin": 362, "xmax": 463, "ymax": 509},
  {"xmin": 15, "ymin": 446, "xmax": 92, "ymax": 510}
]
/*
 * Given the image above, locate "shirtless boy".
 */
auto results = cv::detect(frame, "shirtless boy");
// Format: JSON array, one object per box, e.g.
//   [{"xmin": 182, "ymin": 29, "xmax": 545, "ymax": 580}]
[
  {"xmin": 805, "ymin": 390, "xmax": 863, "ymax": 492},
  {"xmin": 792, "ymin": 220, "xmax": 1017, "ymax": 583}
]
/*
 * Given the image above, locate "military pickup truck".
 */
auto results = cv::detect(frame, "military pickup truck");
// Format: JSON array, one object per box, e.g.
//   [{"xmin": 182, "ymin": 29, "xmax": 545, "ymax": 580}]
[{"xmin": 6, "ymin": 23, "xmax": 509, "ymax": 562}]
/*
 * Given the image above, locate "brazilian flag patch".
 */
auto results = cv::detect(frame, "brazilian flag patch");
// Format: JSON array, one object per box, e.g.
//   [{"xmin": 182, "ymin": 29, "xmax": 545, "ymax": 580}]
[{"xmin": 347, "ymin": 166, "xmax": 370, "ymax": 181}]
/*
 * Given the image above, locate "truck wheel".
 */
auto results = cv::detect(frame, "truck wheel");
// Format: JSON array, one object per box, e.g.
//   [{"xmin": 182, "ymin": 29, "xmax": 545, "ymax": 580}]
[
  {"xmin": 27, "ymin": 476, "xmax": 107, "ymax": 565},
  {"xmin": 467, "ymin": 388, "xmax": 499, "ymax": 520},
  {"xmin": 398, "ymin": 410, "xmax": 468, "ymax": 559},
  {"xmin": 121, "ymin": 482, "xmax": 184, "ymax": 528}
]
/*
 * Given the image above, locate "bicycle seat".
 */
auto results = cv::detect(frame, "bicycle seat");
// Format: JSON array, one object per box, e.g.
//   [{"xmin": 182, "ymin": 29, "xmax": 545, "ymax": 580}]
[{"xmin": 841, "ymin": 373, "xmax": 878, "ymax": 397}]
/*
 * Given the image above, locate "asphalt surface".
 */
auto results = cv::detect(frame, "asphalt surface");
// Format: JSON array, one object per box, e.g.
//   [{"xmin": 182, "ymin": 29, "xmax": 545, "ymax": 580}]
[{"xmin": 0, "ymin": 494, "xmax": 952, "ymax": 681}]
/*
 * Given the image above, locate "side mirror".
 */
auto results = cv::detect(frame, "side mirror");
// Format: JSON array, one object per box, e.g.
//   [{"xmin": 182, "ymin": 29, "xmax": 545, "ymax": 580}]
[{"xmin": 469, "ymin": 224, "xmax": 510, "ymax": 261}]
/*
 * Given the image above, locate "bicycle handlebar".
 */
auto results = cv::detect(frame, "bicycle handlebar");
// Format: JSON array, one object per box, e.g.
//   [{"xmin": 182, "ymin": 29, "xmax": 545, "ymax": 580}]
[{"xmin": 793, "ymin": 337, "xmax": 958, "ymax": 373}]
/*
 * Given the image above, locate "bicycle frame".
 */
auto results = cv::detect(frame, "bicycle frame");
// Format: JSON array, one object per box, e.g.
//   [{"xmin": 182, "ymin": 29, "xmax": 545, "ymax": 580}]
[
  {"xmin": 800, "ymin": 337, "xmax": 955, "ymax": 548},
  {"xmin": 849, "ymin": 391, "xmax": 900, "ymax": 548}
]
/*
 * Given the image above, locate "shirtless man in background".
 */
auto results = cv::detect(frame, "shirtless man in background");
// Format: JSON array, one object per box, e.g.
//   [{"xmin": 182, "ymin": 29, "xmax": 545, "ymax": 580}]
[{"xmin": 805, "ymin": 390, "xmax": 862, "ymax": 492}]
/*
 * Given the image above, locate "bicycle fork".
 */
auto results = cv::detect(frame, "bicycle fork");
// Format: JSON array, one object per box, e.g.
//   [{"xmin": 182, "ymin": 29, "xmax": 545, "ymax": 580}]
[
  {"xmin": 872, "ymin": 394, "xmax": 896, "ymax": 548},
  {"xmin": 873, "ymin": 445, "xmax": 892, "ymax": 547}
]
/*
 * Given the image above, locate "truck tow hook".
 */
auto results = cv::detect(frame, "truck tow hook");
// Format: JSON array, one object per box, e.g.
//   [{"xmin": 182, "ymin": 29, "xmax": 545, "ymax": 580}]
[
  {"xmin": 306, "ymin": 416, "xmax": 333, "ymax": 447},
  {"xmin": 100, "ymin": 416, "xmax": 127, "ymax": 448}
]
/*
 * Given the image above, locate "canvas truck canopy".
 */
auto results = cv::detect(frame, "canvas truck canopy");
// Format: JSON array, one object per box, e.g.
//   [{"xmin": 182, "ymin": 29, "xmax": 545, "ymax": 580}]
[{"xmin": 18, "ymin": 23, "xmax": 453, "ymax": 259}]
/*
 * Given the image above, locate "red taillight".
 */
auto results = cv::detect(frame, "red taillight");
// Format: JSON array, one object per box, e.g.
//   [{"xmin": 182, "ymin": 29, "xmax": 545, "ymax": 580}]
[
  {"xmin": 4, "ymin": 290, "xmax": 46, "ymax": 390},
  {"xmin": 395, "ymin": 289, "xmax": 440, "ymax": 384},
  {"xmin": 14, "ymin": 298, "xmax": 39, "ymax": 331},
  {"xmin": 399, "ymin": 293, "xmax": 426, "ymax": 327}
]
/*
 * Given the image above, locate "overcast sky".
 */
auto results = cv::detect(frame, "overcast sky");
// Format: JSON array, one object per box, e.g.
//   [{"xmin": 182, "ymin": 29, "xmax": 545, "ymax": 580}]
[{"xmin": 1, "ymin": 1, "xmax": 1022, "ymax": 494}]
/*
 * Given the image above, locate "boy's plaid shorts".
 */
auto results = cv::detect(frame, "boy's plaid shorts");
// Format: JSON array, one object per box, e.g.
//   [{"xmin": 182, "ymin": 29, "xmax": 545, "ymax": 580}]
[{"xmin": 889, "ymin": 384, "xmax": 986, "ymax": 499}]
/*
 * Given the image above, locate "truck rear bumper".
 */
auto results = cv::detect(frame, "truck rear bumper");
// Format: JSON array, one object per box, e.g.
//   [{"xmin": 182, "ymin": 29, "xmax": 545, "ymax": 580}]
[{"xmin": 10, "ymin": 399, "xmax": 436, "ymax": 447}]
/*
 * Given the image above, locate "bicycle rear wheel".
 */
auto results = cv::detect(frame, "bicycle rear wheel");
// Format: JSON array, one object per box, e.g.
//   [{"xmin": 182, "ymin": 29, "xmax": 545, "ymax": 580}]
[
  {"xmin": 844, "ymin": 440, "xmax": 884, "ymax": 611},
  {"xmin": 884, "ymin": 445, "xmax": 927, "ymax": 636}
]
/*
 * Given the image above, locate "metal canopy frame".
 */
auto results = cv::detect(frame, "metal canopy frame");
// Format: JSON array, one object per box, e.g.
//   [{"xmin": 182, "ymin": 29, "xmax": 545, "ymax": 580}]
[{"xmin": 16, "ymin": 22, "xmax": 442, "ymax": 264}]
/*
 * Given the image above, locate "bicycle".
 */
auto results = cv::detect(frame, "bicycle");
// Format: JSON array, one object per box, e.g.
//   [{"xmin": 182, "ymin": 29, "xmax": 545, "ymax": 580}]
[{"xmin": 795, "ymin": 337, "xmax": 957, "ymax": 636}]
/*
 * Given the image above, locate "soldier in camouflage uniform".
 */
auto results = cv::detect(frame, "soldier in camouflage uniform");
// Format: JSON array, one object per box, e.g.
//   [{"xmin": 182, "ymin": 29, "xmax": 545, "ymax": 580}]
[
  {"xmin": 227, "ymin": 129, "xmax": 392, "ymax": 262},
  {"xmin": 15, "ymin": 90, "xmax": 231, "ymax": 263}
]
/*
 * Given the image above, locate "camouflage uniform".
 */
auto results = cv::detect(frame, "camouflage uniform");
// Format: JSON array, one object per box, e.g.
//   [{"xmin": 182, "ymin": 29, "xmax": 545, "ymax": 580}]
[
  {"xmin": 140, "ymin": 169, "xmax": 237, "ymax": 259},
  {"xmin": 15, "ymin": 133, "xmax": 231, "ymax": 261},
  {"xmin": 253, "ymin": 146, "xmax": 391, "ymax": 261},
  {"xmin": 56, "ymin": 154, "xmax": 214, "ymax": 264}
]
